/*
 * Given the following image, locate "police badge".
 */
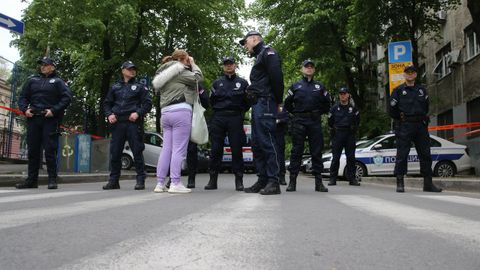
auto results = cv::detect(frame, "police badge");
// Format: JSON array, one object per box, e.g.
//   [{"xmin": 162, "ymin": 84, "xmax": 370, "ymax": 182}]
[
  {"xmin": 49, "ymin": 79, "xmax": 55, "ymax": 83},
  {"xmin": 402, "ymin": 90, "xmax": 407, "ymax": 95},
  {"xmin": 131, "ymin": 85, "xmax": 137, "ymax": 91}
]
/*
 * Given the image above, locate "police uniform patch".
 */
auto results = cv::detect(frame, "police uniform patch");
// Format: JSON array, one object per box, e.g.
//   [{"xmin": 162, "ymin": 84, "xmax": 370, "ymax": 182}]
[
  {"xmin": 402, "ymin": 90, "xmax": 407, "ymax": 95},
  {"xmin": 219, "ymin": 83, "xmax": 224, "ymax": 87},
  {"xmin": 419, "ymin": 89, "xmax": 424, "ymax": 96},
  {"xmin": 315, "ymin": 84, "xmax": 320, "ymax": 89},
  {"xmin": 131, "ymin": 85, "xmax": 137, "ymax": 90},
  {"xmin": 234, "ymin": 82, "xmax": 241, "ymax": 90},
  {"xmin": 348, "ymin": 107, "xmax": 353, "ymax": 113},
  {"xmin": 267, "ymin": 50, "xmax": 276, "ymax": 55},
  {"xmin": 390, "ymin": 99, "xmax": 397, "ymax": 106},
  {"xmin": 49, "ymin": 79, "xmax": 55, "ymax": 83}
]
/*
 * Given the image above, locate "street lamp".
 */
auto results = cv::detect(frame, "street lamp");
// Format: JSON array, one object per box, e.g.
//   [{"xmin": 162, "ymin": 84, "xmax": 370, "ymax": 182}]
[{"xmin": 0, "ymin": 55, "xmax": 19, "ymax": 159}]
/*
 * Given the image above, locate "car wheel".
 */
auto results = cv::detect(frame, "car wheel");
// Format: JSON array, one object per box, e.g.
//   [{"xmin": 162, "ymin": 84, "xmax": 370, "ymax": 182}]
[
  {"xmin": 434, "ymin": 161, "xmax": 456, "ymax": 177},
  {"xmin": 121, "ymin": 154, "xmax": 133, "ymax": 170},
  {"xmin": 355, "ymin": 162, "xmax": 367, "ymax": 181}
]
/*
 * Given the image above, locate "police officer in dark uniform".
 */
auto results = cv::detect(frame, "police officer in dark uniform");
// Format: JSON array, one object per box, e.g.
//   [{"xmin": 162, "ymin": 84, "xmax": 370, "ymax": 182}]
[
  {"xmin": 389, "ymin": 64, "xmax": 442, "ymax": 193},
  {"xmin": 16, "ymin": 57, "xmax": 72, "ymax": 189},
  {"xmin": 103, "ymin": 61, "xmax": 152, "ymax": 190},
  {"xmin": 276, "ymin": 104, "xmax": 289, "ymax": 185},
  {"xmin": 240, "ymin": 31, "xmax": 284, "ymax": 195},
  {"xmin": 285, "ymin": 60, "xmax": 330, "ymax": 192},
  {"xmin": 328, "ymin": 87, "xmax": 361, "ymax": 186},
  {"xmin": 204, "ymin": 56, "xmax": 249, "ymax": 191}
]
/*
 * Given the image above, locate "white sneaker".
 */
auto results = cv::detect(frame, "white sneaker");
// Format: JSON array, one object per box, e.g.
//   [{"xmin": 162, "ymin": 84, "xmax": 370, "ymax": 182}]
[
  {"xmin": 154, "ymin": 184, "xmax": 167, "ymax": 193},
  {"xmin": 168, "ymin": 183, "xmax": 191, "ymax": 194}
]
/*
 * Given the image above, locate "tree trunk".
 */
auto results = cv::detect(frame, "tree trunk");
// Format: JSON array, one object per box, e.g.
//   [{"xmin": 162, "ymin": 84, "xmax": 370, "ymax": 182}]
[{"xmin": 467, "ymin": 0, "xmax": 480, "ymax": 38}]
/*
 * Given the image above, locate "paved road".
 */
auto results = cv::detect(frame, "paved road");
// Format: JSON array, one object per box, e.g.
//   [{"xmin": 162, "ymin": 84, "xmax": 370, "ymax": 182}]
[{"xmin": 1, "ymin": 174, "xmax": 479, "ymax": 270}]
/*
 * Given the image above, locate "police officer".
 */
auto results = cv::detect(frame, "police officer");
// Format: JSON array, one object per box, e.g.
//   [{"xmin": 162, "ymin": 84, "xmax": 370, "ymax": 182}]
[
  {"xmin": 240, "ymin": 30, "xmax": 284, "ymax": 195},
  {"xmin": 389, "ymin": 64, "xmax": 442, "ymax": 193},
  {"xmin": 285, "ymin": 60, "xmax": 330, "ymax": 192},
  {"xmin": 103, "ymin": 61, "xmax": 152, "ymax": 190},
  {"xmin": 276, "ymin": 104, "xmax": 289, "ymax": 185},
  {"xmin": 16, "ymin": 57, "xmax": 72, "ymax": 189},
  {"xmin": 204, "ymin": 56, "xmax": 249, "ymax": 191},
  {"xmin": 328, "ymin": 87, "xmax": 360, "ymax": 186}
]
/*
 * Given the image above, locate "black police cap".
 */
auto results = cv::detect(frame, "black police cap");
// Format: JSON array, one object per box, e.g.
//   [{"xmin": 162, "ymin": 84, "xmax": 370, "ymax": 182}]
[
  {"xmin": 239, "ymin": 30, "xmax": 262, "ymax": 45},
  {"xmin": 339, "ymin": 87, "xmax": 349, "ymax": 94},
  {"xmin": 404, "ymin": 64, "xmax": 417, "ymax": 73},
  {"xmin": 121, "ymin": 60, "xmax": 136, "ymax": 69},
  {"xmin": 37, "ymin": 57, "xmax": 55, "ymax": 66},
  {"xmin": 302, "ymin": 59, "xmax": 315, "ymax": 67},
  {"xmin": 222, "ymin": 56, "xmax": 236, "ymax": 64}
]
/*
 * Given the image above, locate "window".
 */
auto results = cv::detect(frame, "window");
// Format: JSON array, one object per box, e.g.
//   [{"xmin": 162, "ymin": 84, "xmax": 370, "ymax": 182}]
[
  {"xmin": 467, "ymin": 97, "xmax": 480, "ymax": 139},
  {"xmin": 144, "ymin": 133, "xmax": 162, "ymax": 146},
  {"xmin": 430, "ymin": 138, "xmax": 441, "ymax": 148},
  {"xmin": 418, "ymin": 64, "xmax": 427, "ymax": 84},
  {"xmin": 465, "ymin": 27, "xmax": 480, "ymax": 60},
  {"xmin": 433, "ymin": 43, "xmax": 452, "ymax": 79},
  {"xmin": 437, "ymin": 109, "xmax": 453, "ymax": 140},
  {"xmin": 378, "ymin": 136, "xmax": 397, "ymax": 149}
]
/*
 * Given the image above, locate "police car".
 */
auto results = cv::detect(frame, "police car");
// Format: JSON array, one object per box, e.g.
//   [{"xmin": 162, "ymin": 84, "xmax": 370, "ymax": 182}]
[
  {"xmin": 222, "ymin": 125, "xmax": 255, "ymax": 172},
  {"xmin": 320, "ymin": 133, "xmax": 472, "ymax": 179}
]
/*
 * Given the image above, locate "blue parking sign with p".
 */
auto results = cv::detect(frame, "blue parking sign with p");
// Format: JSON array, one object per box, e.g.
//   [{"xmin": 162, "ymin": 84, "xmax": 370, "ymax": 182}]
[{"xmin": 388, "ymin": 41, "xmax": 412, "ymax": 63}]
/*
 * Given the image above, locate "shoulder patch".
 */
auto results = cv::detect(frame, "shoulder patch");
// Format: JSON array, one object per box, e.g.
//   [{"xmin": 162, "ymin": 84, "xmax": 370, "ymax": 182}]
[{"xmin": 266, "ymin": 49, "xmax": 276, "ymax": 55}]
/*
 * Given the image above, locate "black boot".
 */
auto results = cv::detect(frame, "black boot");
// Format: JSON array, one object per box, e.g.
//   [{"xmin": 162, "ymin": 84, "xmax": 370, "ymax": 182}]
[
  {"xmin": 165, "ymin": 178, "xmax": 171, "ymax": 189},
  {"xmin": 134, "ymin": 179, "xmax": 145, "ymax": 190},
  {"xmin": 396, "ymin": 175, "xmax": 405, "ymax": 193},
  {"xmin": 205, "ymin": 173, "xmax": 218, "ymax": 190},
  {"xmin": 260, "ymin": 181, "xmax": 281, "ymax": 195},
  {"xmin": 315, "ymin": 176, "xmax": 328, "ymax": 192},
  {"xmin": 286, "ymin": 174, "xmax": 297, "ymax": 192},
  {"xmin": 47, "ymin": 178, "xmax": 58, "ymax": 189},
  {"xmin": 279, "ymin": 174, "xmax": 287, "ymax": 185},
  {"xmin": 187, "ymin": 174, "xmax": 196, "ymax": 188},
  {"xmin": 235, "ymin": 174, "xmax": 244, "ymax": 191},
  {"xmin": 15, "ymin": 179, "xmax": 38, "ymax": 189},
  {"xmin": 103, "ymin": 180, "xmax": 120, "ymax": 190},
  {"xmin": 328, "ymin": 177, "xmax": 337, "ymax": 186},
  {"xmin": 244, "ymin": 180, "xmax": 267, "ymax": 193},
  {"xmin": 423, "ymin": 177, "xmax": 442, "ymax": 192},
  {"xmin": 349, "ymin": 178, "xmax": 361, "ymax": 186}
]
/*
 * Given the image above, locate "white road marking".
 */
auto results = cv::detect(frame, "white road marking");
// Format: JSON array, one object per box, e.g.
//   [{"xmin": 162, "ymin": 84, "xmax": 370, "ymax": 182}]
[
  {"xmin": 334, "ymin": 195, "xmax": 480, "ymax": 248},
  {"xmin": 417, "ymin": 195, "xmax": 480, "ymax": 207},
  {"xmin": 57, "ymin": 195, "xmax": 281, "ymax": 270},
  {"xmin": 0, "ymin": 190, "xmax": 25, "ymax": 194},
  {"xmin": 0, "ymin": 191, "xmax": 100, "ymax": 204}
]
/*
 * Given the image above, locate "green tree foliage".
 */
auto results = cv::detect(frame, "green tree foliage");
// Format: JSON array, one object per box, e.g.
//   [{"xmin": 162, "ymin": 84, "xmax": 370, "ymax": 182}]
[{"xmin": 14, "ymin": 0, "xmax": 246, "ymax": 136}]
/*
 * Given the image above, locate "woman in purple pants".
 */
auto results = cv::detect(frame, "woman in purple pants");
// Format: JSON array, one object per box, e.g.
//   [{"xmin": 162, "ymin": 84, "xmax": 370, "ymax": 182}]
[{"xmin": 152, "ymin": 50, "xmax": 203, "ymax": 193}]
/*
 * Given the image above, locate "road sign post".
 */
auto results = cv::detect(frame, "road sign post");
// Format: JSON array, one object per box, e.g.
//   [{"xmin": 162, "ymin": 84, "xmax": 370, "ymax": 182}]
[
  {"xmin": 0, "ymin": 13, "xmax": 24, "ymax": 34},
  {"xmin": 388, "ymin": 41, "xmax": 413, "ymax": 93}
]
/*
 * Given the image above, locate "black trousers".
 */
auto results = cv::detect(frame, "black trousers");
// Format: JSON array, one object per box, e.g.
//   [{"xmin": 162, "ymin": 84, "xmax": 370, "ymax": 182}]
[
  {"xmin": 26, "ymin": 116, "xmax": 59, "ymax": 181},
  {"xmin": 275, "ymin": 122, "xmax": 287, "ymax": 177},
  {"xmin": 109, "ymin": 121, "xmax": 146, "ymax": 182},
  {"xmin": 187, "ymin": 141, "xmax": 198, "ymax": 176},
  {"xmin": 330, "ymin": 129, "xmax": 356, "ymax": 181},
  {"xmin": 394, "ymin": 122, "xmax": 432, "ymax": 177},
  {"xmin": 208, "ymin": 112, "xmax": 245, "ymax": 175},
  {"xmin": 288, "ymin": 117, "xmax": 324, "ymax": 176}
]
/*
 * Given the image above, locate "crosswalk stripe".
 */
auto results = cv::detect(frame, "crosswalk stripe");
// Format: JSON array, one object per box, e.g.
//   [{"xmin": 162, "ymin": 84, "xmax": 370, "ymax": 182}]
[
  {"xmin": 334, "ymin": 195, "xmax": 480, "ymax": 248},
  {"xmin": 0, "ymin": 191, "xmax": 100, "ymax": 204},
  {"xmin": 0, "ymin": 193, "xmax": 167, "ymax": 230},
  {"xmin": 0, "ymin": 190, "xmax": 25, "ymax": 194},
  {"xmin": 57, "ymin": 195, "xmax": 281, "ymax": 270},
  {"xmin": 416, "ymin": 195, "xmax": 480, "ymax": 207}
]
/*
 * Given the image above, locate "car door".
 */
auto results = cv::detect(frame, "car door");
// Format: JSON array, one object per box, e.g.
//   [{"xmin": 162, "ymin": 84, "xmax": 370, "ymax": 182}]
[
  {"xmin": 143, "ymin": 133, "xmax": 162, "ymax": 167},
  {"xmin": 369, "ymin": 136, "xmax": 397, "ymax": 174}
]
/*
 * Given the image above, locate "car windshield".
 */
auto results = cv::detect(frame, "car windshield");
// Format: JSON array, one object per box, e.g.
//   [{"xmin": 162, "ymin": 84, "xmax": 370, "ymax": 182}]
[{"xmin": 356, "ymin": 136, "xmax": 387, "ymax": 149}]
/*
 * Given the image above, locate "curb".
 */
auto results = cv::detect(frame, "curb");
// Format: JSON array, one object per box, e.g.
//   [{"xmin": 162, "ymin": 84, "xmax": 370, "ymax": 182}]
[{"xmin": 362, "ymin": 176, "xmax": 480, "ymax": 193}]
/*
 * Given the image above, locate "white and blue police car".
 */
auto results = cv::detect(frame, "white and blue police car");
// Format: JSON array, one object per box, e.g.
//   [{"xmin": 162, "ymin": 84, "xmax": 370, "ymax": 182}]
[{"xmin": 320, "ymin": 133, "xmax": 472, "ymax": 180}]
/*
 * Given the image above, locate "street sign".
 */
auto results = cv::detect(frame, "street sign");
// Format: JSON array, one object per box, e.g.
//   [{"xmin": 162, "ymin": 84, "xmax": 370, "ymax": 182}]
[
  {"xmin": 0, "ymin": 13, "xmax": 24, "ymax": 34},
  {"xmin": 388, "ymin": 41, "xmax": 413, "ymax": 93}
]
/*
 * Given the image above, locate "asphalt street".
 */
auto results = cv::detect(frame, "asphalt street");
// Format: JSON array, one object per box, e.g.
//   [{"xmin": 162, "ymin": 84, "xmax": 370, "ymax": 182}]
[{"xmin": 1, "ymin": 173, "xmax": 479, "ymax": 270}]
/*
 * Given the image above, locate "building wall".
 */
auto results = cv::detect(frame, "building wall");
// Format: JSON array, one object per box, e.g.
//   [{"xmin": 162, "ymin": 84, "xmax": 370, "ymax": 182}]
[{"xmin": 0, "ymin": 78, "xmax": 24, "ymax": 159}]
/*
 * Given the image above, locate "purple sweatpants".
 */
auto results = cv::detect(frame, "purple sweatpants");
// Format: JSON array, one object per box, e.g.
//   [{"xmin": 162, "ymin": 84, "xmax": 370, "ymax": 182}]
[{"xmin": 156, "ymin": 109, "xmax": 192, "ymax": 185}]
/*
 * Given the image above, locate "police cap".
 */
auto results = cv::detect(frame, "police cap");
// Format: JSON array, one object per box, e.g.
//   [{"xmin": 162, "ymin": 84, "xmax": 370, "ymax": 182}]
[
  {"xmin": 404, "ymin": 64, "xmax": 417, "ymax": 73},
  {"xmin": 37, "ymin": 57, "xmax": 55, "ymax": 66},
  {"xmin": 239, "ymin": 30, "xmax": 262, "ymax": 45},
  {"xmin": 339, "ymin": 87, "xmax": 349, "ymax": 94},
  {"xmin": 302, "ymin": 59, "xmax": 315, "ymax": 67},
  {"xmin": 121, "ymin": 60, "xmax": 136, "ymax": 70},
  {"xmin": 222, "ymin": 56, "xmax": 236, "ymax": 65}
]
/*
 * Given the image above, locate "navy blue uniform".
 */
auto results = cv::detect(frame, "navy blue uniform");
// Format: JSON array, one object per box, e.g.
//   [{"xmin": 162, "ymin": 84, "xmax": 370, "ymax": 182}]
[
  {"xmin": 389, "ymin": 83, "xmax": 432, "ymax": 178},
  {"xmin": 208, "ymin": 74, "xmax": 249, "ymax": 176},
  {"xmin": 275, "ymin": 105, "xmax": 289, "ymax": 183},
  {"xmin": 284, "ymin": 77, "xmax": 330, "ymax": 176},
  {"xmin": 248, "ymin": 41, "xmax": 284, "ymax": 186},
  {"xmin": 18, "ymin": 72, "xmax": 72, "ymax": 184},
  {"xmin": 328, "ymin": 102, "xmax": 360, "ymax": 183},
  {"xmin": 104, "ymin": 78, "xmax": 152, "ymax": 185}
]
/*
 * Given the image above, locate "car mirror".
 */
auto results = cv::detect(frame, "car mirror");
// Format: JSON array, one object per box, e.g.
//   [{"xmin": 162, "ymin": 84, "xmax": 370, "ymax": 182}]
[{"xmin": 372, "ymin": 144, "xmax": 382, "ymax": 150}]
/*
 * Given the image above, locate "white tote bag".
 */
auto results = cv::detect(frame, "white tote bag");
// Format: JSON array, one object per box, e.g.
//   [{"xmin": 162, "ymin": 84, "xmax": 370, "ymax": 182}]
[{"xmin": 190, "ymin": 89, "xmax": 209, "ymax": 144}]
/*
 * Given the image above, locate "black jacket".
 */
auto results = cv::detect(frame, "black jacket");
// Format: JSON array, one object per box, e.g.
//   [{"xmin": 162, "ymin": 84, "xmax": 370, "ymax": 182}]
[
  {"xmin": 328, "ymin": 102, "xmax": 360, "ymax": 129},
  {"xmin": 284, "ymin": 77, "xmax": 330, "ymax": 114},
  {"xmin": 104, "ymin": 78, "xmax": 152, "ymax": 117},
  {"xmin": 389, "ymin": 83, "xmax": 429, "ymax": 120},
  {"xmin": 210, "ymin": 73, "xmax": 249, "ymax": 112}
]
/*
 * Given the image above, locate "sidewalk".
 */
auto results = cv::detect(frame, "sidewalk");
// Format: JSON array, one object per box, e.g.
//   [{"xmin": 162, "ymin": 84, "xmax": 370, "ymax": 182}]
[
  {"xmin": 0, "ymin": 164, "xmax": 156, "ymax": 187},
  {"xmin": 361, "ymin": 176, "xmax": 480, "ymax": 193}
]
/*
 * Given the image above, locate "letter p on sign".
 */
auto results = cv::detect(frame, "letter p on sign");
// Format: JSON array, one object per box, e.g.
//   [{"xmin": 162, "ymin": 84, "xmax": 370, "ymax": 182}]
[{"xmin": 388, "ymin": 41, "xmax": 412, "ymax": 63}]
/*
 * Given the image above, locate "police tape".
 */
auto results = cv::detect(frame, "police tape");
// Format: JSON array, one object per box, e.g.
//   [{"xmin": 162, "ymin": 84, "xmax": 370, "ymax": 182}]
[
  {"xmin": 448, "ymin": 129, "xmax": 480, "ymax": 140},
  {"xmin": 428, "ymin": 122, "xmax": 480, "ymax": 131},
  {"xmin": 0, "ymin": 105, "xmax": 104, "ymax": 140}
]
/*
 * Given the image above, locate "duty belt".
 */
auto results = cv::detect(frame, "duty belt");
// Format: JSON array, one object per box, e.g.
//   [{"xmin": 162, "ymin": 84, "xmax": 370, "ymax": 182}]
[
  {"xmin": 214, "ymin": 110, "xmax": 243, "ymax": 115},
  {"xmin": 116, "ymin": 114, "xmax": 132, "ymax": 122},
  {"xmin": 293, "ymin": 111, "xmax": 321, "ymax": 118},
  {"xmin": 400, "ymin": 114, "xmax": 427, "ymax": 122},
  {"xmin": 334, "ymin": 126, "xmax": 351, "ymax": 131}
]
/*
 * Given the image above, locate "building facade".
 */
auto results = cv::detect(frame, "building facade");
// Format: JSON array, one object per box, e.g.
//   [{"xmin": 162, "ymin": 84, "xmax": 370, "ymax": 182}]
[{"xmin": 0, "ymin": 77, "xmax": 24, "ymax": 159}]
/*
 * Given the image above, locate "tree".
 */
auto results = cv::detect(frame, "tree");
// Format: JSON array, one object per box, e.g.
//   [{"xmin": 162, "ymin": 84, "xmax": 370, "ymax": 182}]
[
  {"xmin": 467, "ymin": 0, "xmax": 480, "ymax": 38},
  {"xmin": 13, "ymin": 0, "xmax": 246, "ymax": 136}
]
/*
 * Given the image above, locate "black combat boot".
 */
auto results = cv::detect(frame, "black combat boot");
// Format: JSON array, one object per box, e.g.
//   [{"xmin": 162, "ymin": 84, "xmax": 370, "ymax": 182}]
[
  {"xmin": 349, "ymin": 178, "xmax": 361, "ymax": 186},
  {"xmin": 286, "ymin": 174, "xmax": 297, "ymax": 192},
  {"xmin": 15, "ymin": 179, "xmax": 38, "ymax": 189},
  {"xmin": 235, "ymin": 174, "xmax": 244, "ymax": 191},
  {"xmin": 47, "ymin": 178, "xmax": 58, "ymax": 189},
  {"xmin": 134, "ymin": 179, "xmax": 145, "ymax": 190},
  {"xmin": 103, "ymin": 180, "xmax": 120, "ymax": 190},
  {"xmin": 423, "ymin": 177, "xmax": 442, "ymax": 192},
  {"xmin": 328, "ymin": 177, "xmax": 337, "ymax": 186},
  {"xmin": 279, "ymin": 174, "xmax": 287, "ymax": 185},
  {"xmin": 260, "ymin": 181, "xmax": 281, "ymax": 195},
  {"xmin": 315, "ymin": 176, "xmax": 328, "ymax": 192},
  {"xmin": 244, "ymin": 179, "xmax": 267, "ymax": 193},
  {"xmin": 187, "ymin": 173, "xmax": 196, "ymax": 188},
  {"xmin": 165, "ymin": 178, "xmax": 171, "ymax": 189},
  {"xmin": 204, "ymin": 173, "xmax": 218, "ymax": 190},
  {"xmin": 396, "ymin": 175, "xmax": 405, "ymax": 193}
]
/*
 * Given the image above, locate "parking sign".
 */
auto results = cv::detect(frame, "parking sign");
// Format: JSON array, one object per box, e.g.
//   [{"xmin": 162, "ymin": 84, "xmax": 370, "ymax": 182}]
[{"xmin": 388, "ymin": 41, "xmax": 412, "ymax": 63}]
